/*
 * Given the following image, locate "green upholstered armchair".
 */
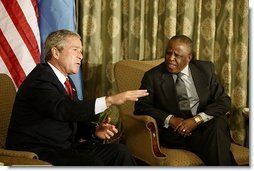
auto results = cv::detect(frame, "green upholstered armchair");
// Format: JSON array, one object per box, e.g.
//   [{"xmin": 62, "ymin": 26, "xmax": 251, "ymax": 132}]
[
  {"xmin": 114, "ymin": 59, "xmax": 249, "ymax": 166},
  {"xmin": 0, "ymin": 73, "xmax": 51, "ymax": 166}
]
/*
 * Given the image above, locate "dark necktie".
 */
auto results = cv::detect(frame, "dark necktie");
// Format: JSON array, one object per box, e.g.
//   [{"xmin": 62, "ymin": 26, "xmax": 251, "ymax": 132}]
[
  {"xmin": 175, "ymin": 73, "xmax": 192, "ymax": 118},
  {"xmin": 64, "ymin": 78, "xmax": 74, "ymax": 100}
]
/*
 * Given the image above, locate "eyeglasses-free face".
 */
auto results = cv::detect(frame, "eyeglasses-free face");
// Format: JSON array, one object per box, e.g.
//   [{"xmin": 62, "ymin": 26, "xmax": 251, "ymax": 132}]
[{"xmin": 164, "ymin": 40, "xmax": 192, "ymax": 74}]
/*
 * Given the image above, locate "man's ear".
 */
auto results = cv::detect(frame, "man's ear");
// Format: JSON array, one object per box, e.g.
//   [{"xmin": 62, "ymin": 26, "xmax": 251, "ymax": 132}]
[
  {"xmin": 51, "ymin": 47, "xmax": 60, "ymax": 59},
  {"xmin": 188, "ymin": 53, "xmax": 192, "ymax": 62}
]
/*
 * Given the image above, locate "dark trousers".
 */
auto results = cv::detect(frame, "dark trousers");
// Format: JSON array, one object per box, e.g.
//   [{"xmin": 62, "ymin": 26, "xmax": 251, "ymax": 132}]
[
  {"xmin": 159, "ymin": 115, "xmax": 237, "ymax": 166},
  {"xmin": 37, "ymin": 143, "xmax": 137, "ymax": 166}
]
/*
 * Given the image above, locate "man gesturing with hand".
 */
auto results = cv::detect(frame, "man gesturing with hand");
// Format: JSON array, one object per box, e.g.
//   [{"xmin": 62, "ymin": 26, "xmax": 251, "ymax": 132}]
[{"xmin": 6, "ymin": 29, "xmax": 148, "ymax": 166}]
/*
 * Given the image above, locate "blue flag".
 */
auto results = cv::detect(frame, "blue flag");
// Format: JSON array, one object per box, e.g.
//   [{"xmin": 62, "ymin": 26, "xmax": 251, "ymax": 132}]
[{"xmin": 37, "ymin": 0, "xmax": 83, "ymax": 100}]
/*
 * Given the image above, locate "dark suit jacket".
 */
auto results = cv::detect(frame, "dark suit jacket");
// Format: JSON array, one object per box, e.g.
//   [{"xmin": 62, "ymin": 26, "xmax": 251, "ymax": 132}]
[
  {"xmin": 134, "ymin": 60, "xmax": 231, "ymax": 128},
  {"xmin": 6, "ymin": 63, "xmax": 98, "ymax": 152}
]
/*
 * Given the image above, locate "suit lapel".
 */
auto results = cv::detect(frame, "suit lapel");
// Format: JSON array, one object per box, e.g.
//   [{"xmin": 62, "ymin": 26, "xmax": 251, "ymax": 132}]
[
  {"xmin": 160, "ymin": 66, "xmax": 179, "ymax": 111},
  {"xmin": 159, "ymin": 64, "xmax": 179, "ymax": 110},
  {"xmin": 161, "ymin": 72, "xmax": 176, "ymax": 101},
  {"xmin": 68, "ymin": 77, "xmax": 78, "ymax": 101},
  {"xmin": 189, "ymin": 63, "xmax": 207, "ymax": 109},
  {"xmin": 46, "ymin": 64, "xmax": 78, "ymax": 140},
  {"xmin": 44, "ymin": 63, "xmax": 77, "ymax": 100}
]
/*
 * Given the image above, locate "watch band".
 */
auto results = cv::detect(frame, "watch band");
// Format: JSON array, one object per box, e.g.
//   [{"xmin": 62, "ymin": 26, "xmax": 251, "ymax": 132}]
[{"xmin": 193, "ymin": 115, "xmax": 203, "ymax": 125}]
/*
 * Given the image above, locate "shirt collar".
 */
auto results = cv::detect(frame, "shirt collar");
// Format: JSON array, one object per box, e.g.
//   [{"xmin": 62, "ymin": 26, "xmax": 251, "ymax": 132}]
[
  {"xmin": 48, "ymin": 62, "xmax": 67, "ymax": 85},
  {"xmin": 180, "ymin": 64, "xmax": 190, "ymax": 77}
]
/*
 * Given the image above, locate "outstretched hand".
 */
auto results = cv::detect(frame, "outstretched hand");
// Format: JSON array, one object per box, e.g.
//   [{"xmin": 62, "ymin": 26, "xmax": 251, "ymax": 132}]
[
  {"xmin": 95, "ymin": 117, "xmax": 118, "ymax": 140},
  {"xmin": 105, "ymin": 89, "xmax": 149, "ymax": 107}
]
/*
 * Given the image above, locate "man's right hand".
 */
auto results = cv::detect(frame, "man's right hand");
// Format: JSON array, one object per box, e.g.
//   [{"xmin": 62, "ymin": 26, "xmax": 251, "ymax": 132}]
[{"xmin": 169, "ymin": 116, "xmax": 184, "ymax": 129}]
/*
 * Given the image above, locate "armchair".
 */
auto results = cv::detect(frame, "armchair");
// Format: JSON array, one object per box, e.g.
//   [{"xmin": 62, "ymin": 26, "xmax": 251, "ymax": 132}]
[
  {"xmin": 114, "ymin": 59, "xmax": 249, "ymax": 166},
  {"xmin": 0, "ymin": 73, "xmax": 51, "ymax": 166},
  {"xmin": 242, "ymin": 108, "xmax": 249, "ymax": 148}
]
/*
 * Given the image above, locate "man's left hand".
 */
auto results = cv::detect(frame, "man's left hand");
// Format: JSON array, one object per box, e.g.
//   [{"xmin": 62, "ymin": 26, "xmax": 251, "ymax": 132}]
[{"xmin": 95, "ymin": 117, "xmax": 118, "ymax": 140}]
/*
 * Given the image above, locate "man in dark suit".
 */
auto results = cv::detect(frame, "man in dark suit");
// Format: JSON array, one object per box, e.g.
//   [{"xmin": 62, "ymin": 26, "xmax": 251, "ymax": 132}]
[
  {"xmin": 134, "ymin": 35, "xmax": 237, "ymax": 165},
  {"xmin": 6, "ymin": 29, "xmax": 148, "ymax": 166}
]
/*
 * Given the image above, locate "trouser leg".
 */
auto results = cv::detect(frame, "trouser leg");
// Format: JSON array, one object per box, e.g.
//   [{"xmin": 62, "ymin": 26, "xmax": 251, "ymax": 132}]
[
  {"xmin": 159, "ymin": 116, "xmax": 237, "ymax": 166},
  {"xmin": 37, "ymin": 147, "xmax": 104, "ymax": 166},
  {"xmin": 77, "ymin": 143, "xmax": 137, "ymax": 166},
  {"xmin": 187, "ymin": 116, "xmax": 237, "ymax": 166},
  {"xmin": 37, "ymin": 143, "xmax": 136, "ymax": 166}
]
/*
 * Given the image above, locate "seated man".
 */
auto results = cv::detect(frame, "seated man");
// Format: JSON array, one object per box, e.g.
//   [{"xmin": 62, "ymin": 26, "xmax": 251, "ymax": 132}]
[
  {"xmin": 134, "ymin": 35, "xmax": 237, "ymax": 166},
  {"xmin": 6, "ymin": 29, "xmax": 148, "ymax": 166}
]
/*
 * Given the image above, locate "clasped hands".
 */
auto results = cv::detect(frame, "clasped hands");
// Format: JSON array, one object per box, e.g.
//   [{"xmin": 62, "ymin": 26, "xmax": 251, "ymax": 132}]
[{"xmin": 169, "ymin": 116, "xmax": 198, "ymax": 137}]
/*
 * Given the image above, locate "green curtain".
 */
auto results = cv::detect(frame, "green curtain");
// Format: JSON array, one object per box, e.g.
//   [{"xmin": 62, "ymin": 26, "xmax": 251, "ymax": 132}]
[{"xmin": 77, "ymin": 0, "xmax": 248, "ymax": 145}]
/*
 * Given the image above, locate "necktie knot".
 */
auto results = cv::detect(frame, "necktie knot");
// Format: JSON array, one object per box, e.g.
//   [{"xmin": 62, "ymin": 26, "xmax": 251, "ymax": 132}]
[
  {"xmin": 64, "ymin": 78, "xmax": 73, "ymax": 100},
  {"xmin": 176, "ymin": 72, "xmax": 184, "ymax": 78}
]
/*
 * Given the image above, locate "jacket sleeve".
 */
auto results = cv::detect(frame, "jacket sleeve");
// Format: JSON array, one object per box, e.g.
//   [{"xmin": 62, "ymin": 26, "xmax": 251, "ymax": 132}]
[
  {"xmin": 201, "ymin": 62, "xmax": 231, "ymax": 117},
  {"xmin": 134, "ymin": 71, "xmax": 171, "ymax": 128}
]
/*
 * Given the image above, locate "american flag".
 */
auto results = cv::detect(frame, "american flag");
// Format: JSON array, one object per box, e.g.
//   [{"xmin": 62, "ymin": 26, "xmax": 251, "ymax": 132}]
[{"xmin": 0, "ymin": 0, "xmax": 40, "ymax": 88}]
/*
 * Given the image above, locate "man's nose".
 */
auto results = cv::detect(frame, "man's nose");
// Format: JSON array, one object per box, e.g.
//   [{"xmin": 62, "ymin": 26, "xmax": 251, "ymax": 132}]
[
  {"xmin": 78, "ymin": 52, "xmax": 83, "ymax": 60},
  {"xmin": 168, "ymin": 53, "xmax": 176, "ymax": 61}
]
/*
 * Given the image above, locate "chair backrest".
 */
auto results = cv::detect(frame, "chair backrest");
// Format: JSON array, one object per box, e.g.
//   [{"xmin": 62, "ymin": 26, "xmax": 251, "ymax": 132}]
[
  {"xmin": 114, "ymin": 59, "xmax": 163, "ymax": 115},
  {"xmin": 0, "ymin": 74, "xmax": 16, "ymax": 148}
]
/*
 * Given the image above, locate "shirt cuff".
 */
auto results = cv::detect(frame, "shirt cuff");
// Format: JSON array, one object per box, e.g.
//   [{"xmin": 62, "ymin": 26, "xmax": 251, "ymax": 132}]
[
  {"xmin": 164, "ymin": 114, "xmax": 174, "ymax": 128},
  {"xmin": 95, "ymin": 96, "xmax": 108, "ymax": 114},
  {"xmin": 198, "ymin": 112, "xmax": 214, "ymax": 122}
]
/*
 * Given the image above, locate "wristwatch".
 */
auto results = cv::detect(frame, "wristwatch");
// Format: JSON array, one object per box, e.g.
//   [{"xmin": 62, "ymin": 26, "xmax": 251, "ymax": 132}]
[{"xmin": 193, "ymin": 115, "xmax": 203, "ymax": 125}]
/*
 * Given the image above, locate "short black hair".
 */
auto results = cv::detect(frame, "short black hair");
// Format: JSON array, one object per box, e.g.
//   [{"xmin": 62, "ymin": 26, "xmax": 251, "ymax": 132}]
[{"xmin": 169, "ymin": 35, "xmax": 193, "ymax": 52}]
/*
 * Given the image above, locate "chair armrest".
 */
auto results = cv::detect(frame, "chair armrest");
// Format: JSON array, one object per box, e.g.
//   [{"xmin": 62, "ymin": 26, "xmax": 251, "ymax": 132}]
[
  {"xmin": 0, "ymin": 156, "xmax": 52, "ymax": 166},
  {"xmin": 127, "ymin": 115, "xmax": 166, "ymax": 157},
  {"xmin": 122, "ymin": 114, "xmax": 167, "ymax": 165},
  {"xmin": 0, "ymin": 148, "xmax": 39, "ymax": 159},
  {"xmin": 242, "ymin": 108, "xmax": 249, "ymax": 119}
]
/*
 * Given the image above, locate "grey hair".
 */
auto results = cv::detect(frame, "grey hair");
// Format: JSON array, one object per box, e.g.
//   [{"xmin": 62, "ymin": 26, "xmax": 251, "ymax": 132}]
[{"xmin": 44, "ymin": 29, "xmax": 81, "ymax": 61}]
